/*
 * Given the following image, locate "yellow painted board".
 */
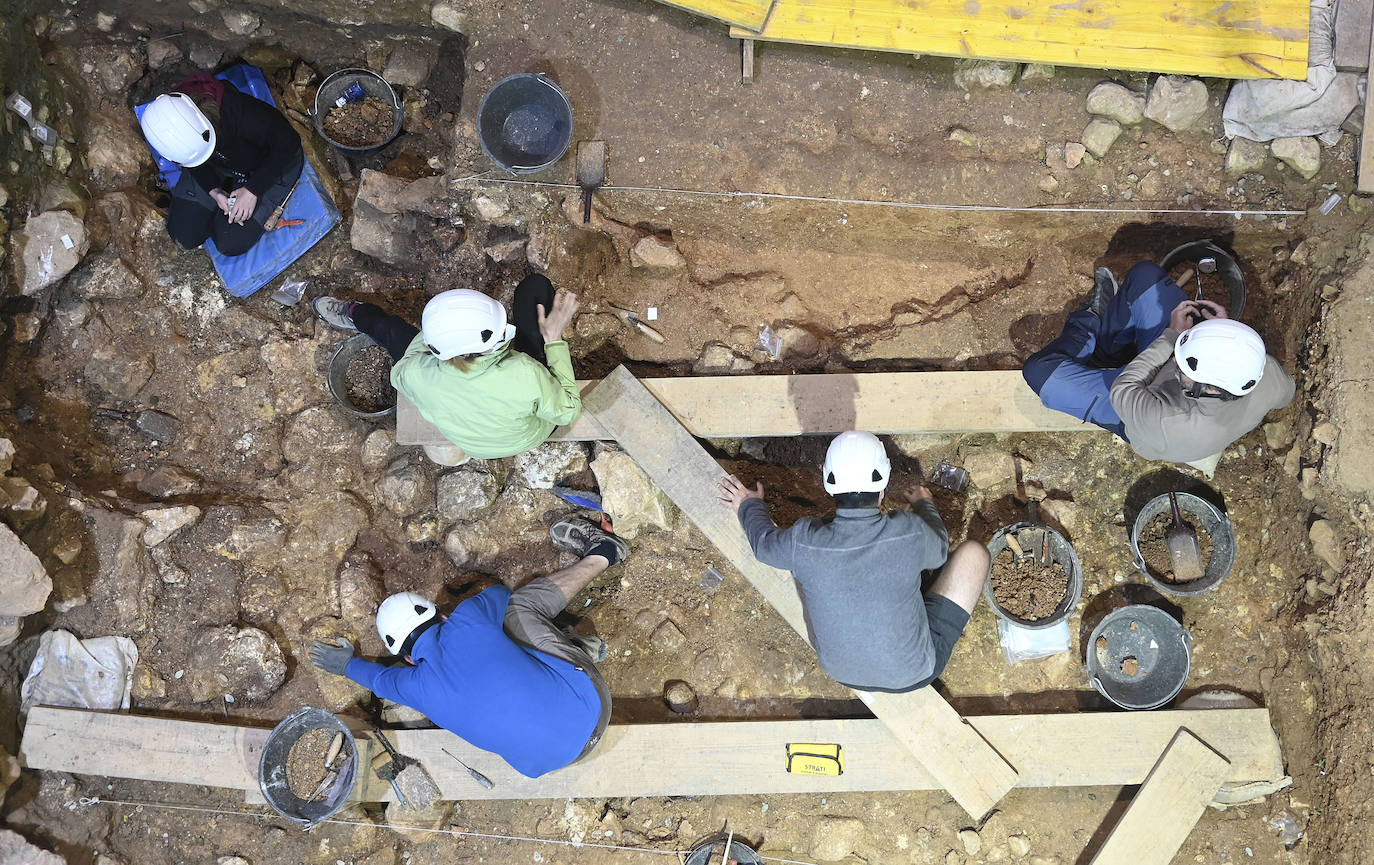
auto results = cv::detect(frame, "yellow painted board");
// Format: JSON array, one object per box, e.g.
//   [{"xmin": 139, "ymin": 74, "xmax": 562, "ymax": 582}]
[
  {"xmin": 730, "ymin": 0, "xmax": 1309, "ymax": 80},
  {"xmin": 650, "ymin": 0, "xmax": 775, "ymax": 32}
]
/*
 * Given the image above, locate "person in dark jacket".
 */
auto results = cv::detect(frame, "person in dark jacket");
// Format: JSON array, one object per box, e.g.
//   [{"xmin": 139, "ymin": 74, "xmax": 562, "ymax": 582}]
[{"xmin": 138, "ymin": 72, "xmax": 302, "ymax": 256}]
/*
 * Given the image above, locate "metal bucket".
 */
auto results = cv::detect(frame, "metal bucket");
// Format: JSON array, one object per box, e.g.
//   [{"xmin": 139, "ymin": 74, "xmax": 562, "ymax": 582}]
[
  {"xmin": 685, "ymin": 839, "xmax": 764, "ymax": 865},
  {"xmin": 983, "ymin": 520, "xmax": 1084, "ymax": 630},
  {"xmin": 476, "ymin": 73, "xmax": 574, "ymax": 174},
  {"xmin": 327, "ymin": 333, "xmax": 397, "ymax": 420},
  {"xmin": 1129, "ymin": 492, "xmax": 1235, "ymax": 596},
  {"xmin": 1159, "ymin": 239, "xmax": 1246, "ymax": 317},
  {"xmin": 1086, "ymin": 604, "xmax": 1193, "ymax": 710},
  {"xmin": 313, "ymin": 68, "xmax": 403, "ymax": 154},
  {"xmin": 259, "ymin": 707, "xmax": 358, "ymax": 827}
]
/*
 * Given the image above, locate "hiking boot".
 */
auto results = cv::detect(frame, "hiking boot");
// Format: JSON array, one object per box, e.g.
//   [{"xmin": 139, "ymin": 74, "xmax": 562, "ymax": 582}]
[
  {"xmin": 550, "ymin": 517, "xmax": 630, "ymax": 566},
  {"xmin": 311, "ymin": 296, "xmax": 358, "ymax": 331},
  {"xmin": 1086, "ymin": 267, "xmax": 1118, "ymax": 318}
]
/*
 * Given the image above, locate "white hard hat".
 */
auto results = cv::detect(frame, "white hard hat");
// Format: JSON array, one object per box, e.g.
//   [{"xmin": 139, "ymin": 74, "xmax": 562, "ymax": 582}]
[
  {"xmin": 823, "ymin": 430, "xmax": 891, "ymax": 494},
  {"xmin": 1174, "ymin": 318, "xmax": 1267, "ymax": 396},
  {"xmin": 139, "ymin": 92, "xmax": 216, "ymax": 167},
  {"xmin": 376, "ymin": 591, "xmax": 438, "ymax": 655},
  {"xmin": 421, "ymin": 289, "xmax": 516, "ymax": 360}
]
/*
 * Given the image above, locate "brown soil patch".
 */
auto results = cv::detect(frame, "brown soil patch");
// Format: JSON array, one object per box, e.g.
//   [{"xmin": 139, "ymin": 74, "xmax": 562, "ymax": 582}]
[
  {"xmin": 345, "ymin": 344, "xmax": 395, "ymax": 413},
  {"xmin": 323, "ymin": 96, "xmax": 393, "ymax": 148},
  {"xmin": 1137, "ymin": 511, "xmax": 1215, "ymax": 583},
  {"xmin": 285, "ymin": 728, "xmax": 336, "ymax": 799},
  {"xmin": 989, "ymin": 546, "xmax": 1069, "ymax": 621}
]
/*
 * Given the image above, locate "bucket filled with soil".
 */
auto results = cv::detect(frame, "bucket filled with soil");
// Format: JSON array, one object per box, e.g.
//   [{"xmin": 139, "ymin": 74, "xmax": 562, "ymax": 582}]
[
  {"xmin": 983, "ymin": 519, "xmax": 1083, "ymax": 629},
  {"xmin": 1160, "ymin": 238, "xmax": 1246, "ymax": 316},
  {"xmin": 258, "ymin": 706, "xmax": 358, "ymax": 827},
  {"xmin": 1085, "ymin": 604, "xmax": 1193, "ymax": 710},
  {"xmin": 313, "ymin": 68, "xmax": 403, "ymax": 153},
  {"xmin": 327, "ymin": 333, "xmax": 397, "ymax": 419},
  {"xmin": 685, "ymin": 839, "xmax": 764, "ymax": 865},
  {"xmin": 1130, "ymin": 491, "xmax": 1235, "ymax": 596}
]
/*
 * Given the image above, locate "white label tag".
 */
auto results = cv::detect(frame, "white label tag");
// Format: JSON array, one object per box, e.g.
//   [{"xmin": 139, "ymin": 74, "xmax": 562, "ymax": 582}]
[
  {"xmin": 646, "ymin": 307, "xmax": 658, "ymax": 320},
  {"xmin": 60, "ymin": 234, "xmax": 74, "ymax": 250}
]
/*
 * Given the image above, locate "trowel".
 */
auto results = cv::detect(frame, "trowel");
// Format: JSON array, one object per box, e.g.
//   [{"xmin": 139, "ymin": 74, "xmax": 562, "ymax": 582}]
[
  {"xmin": 1165, "ymin": 492, "xmax": 1205, "ymax": 582},
  {"xmin": 576, "ymin": 140, "xmax": 606, "ymax": 224}
]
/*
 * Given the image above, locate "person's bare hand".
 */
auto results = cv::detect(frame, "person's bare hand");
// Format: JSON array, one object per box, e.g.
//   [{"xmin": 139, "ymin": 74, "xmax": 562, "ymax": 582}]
[
  {"xmin": 227, "ymin": 187, "xmax": 257, "ymax": 225},
  {"xmin": 209, "ymin": 188, "xmax": 231, "ymax": 216},
  {"xmin": 1169, "ymin": 300, "xmax": 1199, "ymax": 332},
  {"xmin": 1194, "ymin": 299, "xmax": 1227, "ymax": 320},
  {"xmin": 902, "ymin": 484, "xmax": 933, "ymax": 504},
  {"xmin": 538, "ymin": 289, "xmax": 579, "ymax": 344},
  {"xmin": 717, "ymin": 474, "xmax": 765, "ymax": 514}
]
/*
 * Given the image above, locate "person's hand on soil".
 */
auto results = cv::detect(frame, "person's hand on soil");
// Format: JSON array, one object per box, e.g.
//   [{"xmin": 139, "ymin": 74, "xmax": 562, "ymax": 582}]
[
  {"xmin": 1194, "ymin": 299, "xmax": 1227, "ymax": 320},
  {"xmin": 308, "ymin": 637, "xmax": 354, "ymax": 676},
  {"xmin": 209, "ymin": 188, "xmax": 231, "ymax": 215},
  {"xmin": 538, "ymin": 289, "xmax": 580, "ymax": 344},
  {"xmin": 227, "ymin": 187, "xmax": 257, "ymax": 225},
  {"xmin": 1169, "ymin": 300, "xmax": 1199, "ymax": 332},
  {"xmin": 717, "ymin": 474, "xmax": 765, "ymax": 513},
  {"xmin": 903, "ymin": 484, "xmax": 933, "ymax": 504}
]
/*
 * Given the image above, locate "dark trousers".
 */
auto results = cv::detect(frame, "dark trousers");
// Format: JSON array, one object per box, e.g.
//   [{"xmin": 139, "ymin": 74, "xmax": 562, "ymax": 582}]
[
  {"xmin": 166, "ymin": 152, "xmax": 303, "ymax": 257},
  {"xmin": 353, "ymin": 274, "xmax": 556, "ymax": 363},
  {"xmin": 1022, "ymin": 262, "xmax": 1185, "ymax": 438}
]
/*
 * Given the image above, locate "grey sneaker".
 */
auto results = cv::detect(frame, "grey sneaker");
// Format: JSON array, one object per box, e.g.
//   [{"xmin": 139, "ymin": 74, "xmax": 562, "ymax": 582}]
[
  {"xmin": 311, "ymin": 296, "xmax": 358, "ymax": 331},
  {"xmin": 1086, "ymin": 267, "xmax": 1118, "ymax": 318},
  {"xmin": 565, "ymin": 631, "xmax": 609, "ymax": 663},
  {"xmin": 550, "ymin": 517, "xmax": 629, "ymax": 565}
]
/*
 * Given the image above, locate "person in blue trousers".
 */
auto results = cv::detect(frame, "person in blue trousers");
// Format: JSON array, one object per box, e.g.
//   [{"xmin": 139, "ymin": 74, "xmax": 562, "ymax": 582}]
[{"xmin": 1023, "ymin": 262, "xmax": 1187, "ymax": 439}]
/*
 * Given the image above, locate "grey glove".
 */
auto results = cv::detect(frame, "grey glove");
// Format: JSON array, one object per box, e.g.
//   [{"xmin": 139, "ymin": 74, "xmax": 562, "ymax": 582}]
[{"xmin": 308, "ymin": 637, "xmax": 354, "ymax": 676}]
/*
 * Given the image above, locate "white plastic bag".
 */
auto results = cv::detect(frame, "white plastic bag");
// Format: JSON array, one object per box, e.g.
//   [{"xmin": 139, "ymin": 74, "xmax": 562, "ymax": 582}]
[
  {"xmin": 20, "ymin": 629, "xmax": 138, "ymax": 715},
  {"xmin": 998, "ymin": 618, "xmax": 1070, "ymax": 664}
]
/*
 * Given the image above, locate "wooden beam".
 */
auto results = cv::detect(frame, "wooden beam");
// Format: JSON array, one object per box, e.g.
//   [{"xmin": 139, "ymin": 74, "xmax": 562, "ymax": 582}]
[
  {"xmin": 395, "ymin": 370, "xmax": 1092, "ymax": 447},
  {"xmin": 21, "ymin": 707, "xmax": 1283, "ymax": 804},
  {"xmin": 728, "ymin": 0, "xmax": 1309, "ymax": 80},
  {"xmin": 1089, "ymin": 729, "xmax": 1233, "ymax": 865},
  {"xmin": 582, "ymin": 367, "xmax": 1018, "ymax": 820},
  {"xmin": 1335, "ymin": 0, "xmax": 1373, "ymax": 71},
  {"xmin": 646, "ymin": 0, "xmax": 773, "ymax": 30},
  {"xmin": 1360, "ymin": 18, "xmax": 1374, "ymax": 192},
  {"xmin": 742, "ymin": 38, "xmax": 755, "ymax": 84}
]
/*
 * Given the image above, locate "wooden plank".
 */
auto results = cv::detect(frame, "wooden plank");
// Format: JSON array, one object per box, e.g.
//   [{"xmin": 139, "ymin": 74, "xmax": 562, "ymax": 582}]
[
  {"xmin": 1335, "ymin": 0, "xmax": 1373, "ymax": 71},
  {"xmin": 742, "ymin": 38, "xmax": 755, "ymax": 84},
  {"xmin": 21, "ymin": 707, "xmax": 1284, "ymax": 803},
  {"xmin": 1089, "ymin": 729, "xmax": 1233, "ymax": 865},
  {"xmin": 729, "ymin": 0, "xmax": 1309, "ymax": 80},
  {"xmin": 395, "ymin": 370, "xmax": 1093, "ymax": 446},
  {"xmin": 646, "ymin": 0, "xmax": 774, "ymax": 31},
  {"xmin": 1360, "ymin": 17, "xmax": 1374, "ymax": 192},
  {"xmin": 583, "ymin": 367, "xmax": 1018, "ymax": 819}
]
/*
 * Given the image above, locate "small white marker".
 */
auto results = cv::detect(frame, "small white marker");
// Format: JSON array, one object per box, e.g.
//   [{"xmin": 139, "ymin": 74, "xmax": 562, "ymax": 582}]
[
  {"xmin": 60, "ymin": 234, "xmax": 74, "ymax": 250},
  {"xmin": 646, "ymin": 306, "xmax": 658, "ymax": 320}
]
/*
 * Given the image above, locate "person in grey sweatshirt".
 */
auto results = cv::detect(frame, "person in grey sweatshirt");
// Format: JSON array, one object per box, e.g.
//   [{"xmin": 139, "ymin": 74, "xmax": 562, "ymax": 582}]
[{"xmin": 717, "ymin": 431, "xmax": 990, "ymax": 693}]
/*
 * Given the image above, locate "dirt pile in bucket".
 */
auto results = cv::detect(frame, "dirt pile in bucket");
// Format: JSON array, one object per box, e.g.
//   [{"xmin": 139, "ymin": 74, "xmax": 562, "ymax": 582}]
[
  {"xmin": 285, "ymin": 728, "xmax": 335, "ymax": 798},
  {"xmin": 990, "ymin": 548, "xmax": 1069, "ymax": 620},
  {"xmin": 1137, "ymin": 512, "xmax": 1214, "ymax": 583},
  {"xmin": 346, "ymin": 345, "xmax": 395, "ymax": 413},
  {"xmin": 323, "ymin": 96, "xmax": 393, "ymax": 147}
]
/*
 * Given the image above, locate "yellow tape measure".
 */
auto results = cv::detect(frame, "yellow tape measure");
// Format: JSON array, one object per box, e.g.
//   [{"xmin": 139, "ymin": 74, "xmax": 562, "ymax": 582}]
[{"xmin": 785, "ymin": 743, "xmax": 844, "ymax": 776}]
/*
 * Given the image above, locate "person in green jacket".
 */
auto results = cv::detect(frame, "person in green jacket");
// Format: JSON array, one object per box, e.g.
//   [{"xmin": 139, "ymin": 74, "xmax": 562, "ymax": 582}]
[{"xmin": 312, "ymin": 274, "xmax": 582, "ymax": 459}]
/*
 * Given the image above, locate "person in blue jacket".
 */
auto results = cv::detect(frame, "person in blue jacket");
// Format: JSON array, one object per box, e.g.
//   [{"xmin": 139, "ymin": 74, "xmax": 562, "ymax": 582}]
[{"xmin": 308, "ymin": 517, "xmax": 628, "ymax": 778}]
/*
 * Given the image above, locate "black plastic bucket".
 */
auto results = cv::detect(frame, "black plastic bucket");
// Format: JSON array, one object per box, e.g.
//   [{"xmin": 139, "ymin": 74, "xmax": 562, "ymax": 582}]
[
  {"xmin": 327, "ymin": 333, "xmax": 397, "ymax": 420},
  {"xmin": 1160, "ymin": 239, "xmax": 1246, "ymax": 317},
  {"xmin": 685, "ymin": 840, "xmax": 763, "ymax": 865},
  {"xmin": 314, "ymin": 68, "xmax": 403, "ymax": 154},
  {"xmin": 258, "ymin": 707, "xmax": 358, "ymax": 827},
  {"xmin": 1129, "ymin": 492, "xmax": 1235, "ymax": 596},
  {"xmin": 476, "ymin": 73, "xmax": 573, "ymax": 174},
  {"xmin": 1086, "ymin": 605, "xmax": 1193, "ymax": 710},
  {"xmin": 983, "ymin": 520, "xmax": 1084, "ymax": 629}
]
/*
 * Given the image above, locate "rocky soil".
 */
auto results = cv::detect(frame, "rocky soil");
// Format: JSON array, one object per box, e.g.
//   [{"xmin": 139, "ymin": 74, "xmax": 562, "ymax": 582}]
[{"xmin": 0, "ymin": 0, "xmax": 1370, "ymax": 863}]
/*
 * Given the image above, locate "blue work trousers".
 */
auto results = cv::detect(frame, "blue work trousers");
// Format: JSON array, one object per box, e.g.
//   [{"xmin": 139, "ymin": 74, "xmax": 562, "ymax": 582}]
[{"xmin": 1022, "ymin": 262, "xmax": 1186, "ymax": 438}]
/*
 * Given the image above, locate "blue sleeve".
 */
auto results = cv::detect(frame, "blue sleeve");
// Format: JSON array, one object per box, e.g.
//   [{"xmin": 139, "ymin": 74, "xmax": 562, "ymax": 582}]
[
  {"xmin": 345, "ymin": 657, "xmax": 427, "ymax": 706},
  {"xmin": 737, "ymin": 498, "xmax": 796, "ymax": 570},
  {"xmin": 471, "ymin": 585, "xmax": 511, "ymax": 624}
]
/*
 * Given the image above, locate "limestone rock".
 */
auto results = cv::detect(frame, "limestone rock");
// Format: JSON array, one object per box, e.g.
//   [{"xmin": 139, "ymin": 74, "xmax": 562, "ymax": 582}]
[
  {"xmin": 1143, "ymin": 76, "xmax": 1210, "ymax": 132},
  {"xmin": 1271, "ymin": 136, "xmax": 1320, "ymax": 180},
  {"xmin": 1064, "ymin": 142, "xmax": 1086, "ymax": 169},
  {"xmin": 514, "ymin": 441, "xmax": 588, "ymax": 489},
  {"xmin": 1226, "ymin": 137, "xmax": 1267, "ymax": 174},
  {"xmin": 1137, "ymin": 170, "xmax": 1164, "ymax": 200},
  {"xmin": 959, "ymin": 829, "xmax": 982, "ymax": 855},
  {"xmin": 629, "ymin": 235, "xmax": 686, "ymax": 269},
  {"xmin": 1309, "ymin": 519, "xmax": 1345, "ymax": 570},
  {"xmin": 1020, "ymin": 63, "xmax": 1055, "ymax": 81},
  {"xmin": 810, "ymin": 815, "xmax": 868, "ymax": 861},
  {"xmin": 443, "ymin": 521, "xmax": 501, "ymax": 568},
  {"xmin": 74, "ymin": 254, "xmax": 145, "ymax": 299},
  {"xmin": 137, "ymin": 465, "xmax": 201, "ymax": 497},
  {"xmin": 140, "ymin": 505, "xmax": 202, "ymax": 546},
  {"xmin": 131, "ymin": 664, "xmax": 167, "ymax": 701},
  {"xmin": 146, "ymin": 40, "xmax": 182, "ymax": 69},
  {"xmin": 430, "ymin": 0, "xmax": 467, "ymax": 32},
  {"xmin": 77, "ymin": 43, "xmax": 144, "ymax": 96},
  {"xmin": 0, "ymin": 829, "xmax": 66, "ymax": 865},
  {"xmin": 954, "ymin": 60, "xmax": 1018, "ymax": 90},
  {"xmin": 651, "ymin": 618, "xmax": 686, "ymax": 650},
  {"xmin": 1086, "ymin": 82, "xmax": 1145, "ymax": 125},
  {"xmin": 0, "ymin": 743, "xmax": 19, "ymax": 805},
  {"xmin": 483, "ymin": 238, "xmax": 527, "ymax": 264},
  {"xmin": 185, "ymin": 625, "xmax": 286, "ymax": 703},
  {"xmin": 338, "ymin": 553, "xmax": 384, "ymax": 624},
  {"xmin": 776, "ymin": 323, "xmax": 821, "ymax": 358},
  {"xmin": 963, "ymin": 449, "xmax": 1016, "ymax": 492},
  {"xmin": 85, "ymin": 110, "xmax": 151, "ymax": 190},
  {"xmin": 15, "ymin": 210, "xmax": 89, "ymax": 296},
  {"xmin": 694, "ymin": 341, "xmax": 754, "ymax": 373},
  {"xmin": 663, "ymin": 679, "xmax": 698, "ymax": 713},
  {"xmin": 86, "ymin": 509, "xmax": 155, "ymax": 632},
  {"xmin": 84, "ymin": 349, "xmax": 153, "ymax": 399},
  {"xmin": 376, "ymin": 456, "xmax": 433, "ymax": 517},
  {"xmin": 591, "ymin": 448, "xmax": 676, "ymax": 539},
  {"xmin": 0, "ymin": 439, "xmax": 14, "ymax": 474},
  {"xmin": 436, "ymin": 464, "xmax": 500, "ymax": 520},
  {"xmin": 1, "ymin": 477, "xmax": 45, "ymax": 518},
  {"xmin": 0, "ymin": 523, "xmax": 51, "ymax": 621},
  {"xmin": 361, "ymin": 429, "xmax": 398, "ymax": 472},
  {"xmin": 1008, "ymin": 835, "xmax": 1032, "ymax": 857},
  {"xmin": 220, "ymin": 10, "xmax": 260, "ymax": 35},
  {"xmin": 351, "ymin": 170, "xmax": 426, "ymax": 267},
  {"xmin": 383, "ymin": 44, "xmax": 434, "ymax": 88},
  {"xmin": 1080, "ymin": 118, "xmax": 1123, "ymax": 158}
]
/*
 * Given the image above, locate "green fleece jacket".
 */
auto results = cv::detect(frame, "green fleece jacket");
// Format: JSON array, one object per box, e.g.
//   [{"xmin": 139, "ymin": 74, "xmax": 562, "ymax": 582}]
[{"xmin": 390, "ymin": 334, "xmax": 582, "ymax": 459}]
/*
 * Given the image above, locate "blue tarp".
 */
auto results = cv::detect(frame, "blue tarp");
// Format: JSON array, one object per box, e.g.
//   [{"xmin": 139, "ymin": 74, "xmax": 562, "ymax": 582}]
[{"xmin": 134, "ymin": 64, "xmax": 340, "ymax": 298}]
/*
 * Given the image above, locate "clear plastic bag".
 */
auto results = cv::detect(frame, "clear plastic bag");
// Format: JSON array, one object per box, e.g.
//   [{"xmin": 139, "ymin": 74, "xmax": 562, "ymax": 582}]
[
  {"xmin": 998, "ymin": 618, "xmax": 1070, "ymax": 663},
  {"xmin": 270, "ymin": 277, "xmax": 308, "ymax": 306}
]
